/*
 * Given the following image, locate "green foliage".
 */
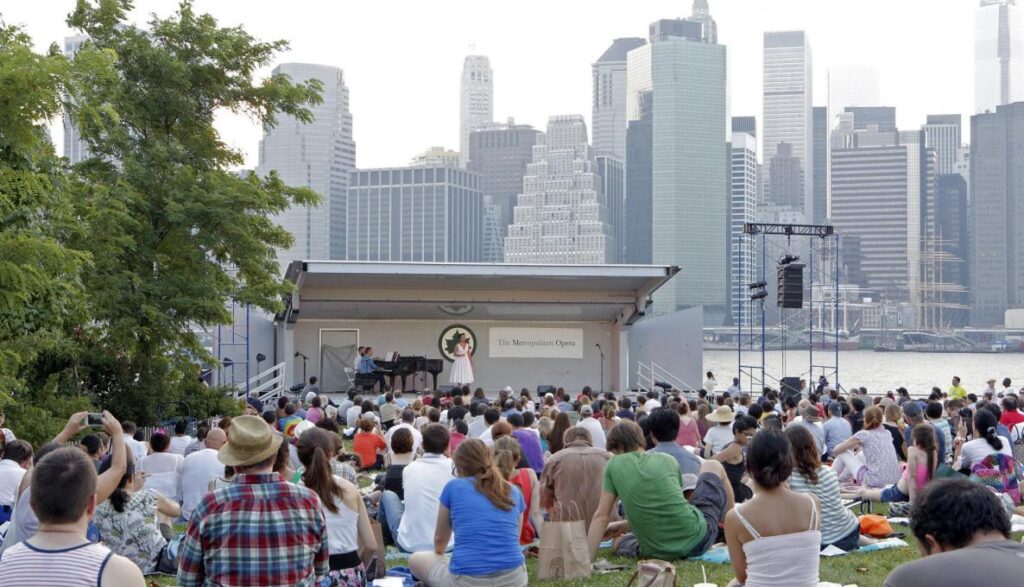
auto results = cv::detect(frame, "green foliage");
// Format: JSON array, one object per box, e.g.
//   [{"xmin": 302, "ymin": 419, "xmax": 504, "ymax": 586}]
[
  {"xmin": 50, "ymin": 0, "xmax": 319, "ymax": 424},
  {"xmin": 0, "ymin": 24, "xmax": 90, "ymax": 419},
  {"xmin": 1, "ymin": 1, "xmax": 323, "ymax": 431}
]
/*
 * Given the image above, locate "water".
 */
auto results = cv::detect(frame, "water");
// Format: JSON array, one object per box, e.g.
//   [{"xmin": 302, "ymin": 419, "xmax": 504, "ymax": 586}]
[{"xmin": 703, "ymin": 349, "xmax": 1023, "ymax": 396}]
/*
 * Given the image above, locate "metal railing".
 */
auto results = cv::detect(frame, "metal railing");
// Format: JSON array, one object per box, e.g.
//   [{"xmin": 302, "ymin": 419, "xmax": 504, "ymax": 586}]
[
  {"xmin": 234, "ymin": 361, "xmax": 288, "ymax": 404},
  {"xmin": 636, "ymin": 361, "xmax": 698, "ymax": 397}
]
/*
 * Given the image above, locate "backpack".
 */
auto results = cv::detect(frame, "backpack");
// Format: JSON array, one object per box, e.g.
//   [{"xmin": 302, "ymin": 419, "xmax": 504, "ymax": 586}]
[
  {"xmin": 970, "ymin": 452, "xmax": 1023, "ymax": 505},
  {"xmin": 1011, "ymin": 424, "xmax": 1024, "ymax": 468}
]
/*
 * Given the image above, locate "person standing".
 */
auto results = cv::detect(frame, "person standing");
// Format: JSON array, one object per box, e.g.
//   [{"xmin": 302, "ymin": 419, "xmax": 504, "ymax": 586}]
[
  {"xmin": 948, "ymin": 376, "xmax": 967, "ymax": 401},
  {"xmin": 177, "ymin": 416, "xmax": 329, "ymax": 586},
  {"xmin": 704, "ymin": 372, "xmax": 717, "ymax": 396},
  {"xmin": 449, "ymin": 334, "xmax": 474, "ymax": 387}
]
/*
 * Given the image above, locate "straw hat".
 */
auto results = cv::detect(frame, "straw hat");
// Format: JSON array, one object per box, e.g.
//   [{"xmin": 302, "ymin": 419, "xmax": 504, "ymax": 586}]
[
  {"xmin": 705, "ymin": 406, "xmax": 735, "ymax": 423},
  {"xmin": 218, "ymin": 415, "xmax": 282, "ymax": 467}
]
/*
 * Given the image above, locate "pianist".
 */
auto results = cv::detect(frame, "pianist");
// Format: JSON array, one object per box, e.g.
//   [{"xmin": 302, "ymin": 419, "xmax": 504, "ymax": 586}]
[{"xmin": 357, "ymin": 346, "xmax": 389, "ymax": 392}]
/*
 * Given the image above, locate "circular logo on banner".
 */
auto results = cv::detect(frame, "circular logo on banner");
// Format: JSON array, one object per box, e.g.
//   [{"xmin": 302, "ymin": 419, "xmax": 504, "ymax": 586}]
[{"xmin": 438, "ymin": 324, "xmax": 477, "ymax": 362}]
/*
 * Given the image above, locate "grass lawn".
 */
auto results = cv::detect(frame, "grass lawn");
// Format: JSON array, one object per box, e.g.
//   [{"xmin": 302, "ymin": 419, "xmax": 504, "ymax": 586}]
[
  {"xmin": 146, "ymin": 525, "xmax": 1023, "ymax": 586},
  {"xmin": 146, "ymin": 439, "xmax": 1023, "ymax": 585}
]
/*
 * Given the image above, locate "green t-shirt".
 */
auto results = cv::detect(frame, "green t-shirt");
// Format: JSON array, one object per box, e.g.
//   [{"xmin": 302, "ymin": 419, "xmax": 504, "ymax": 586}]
[{"xmin": 603, "ymin": 451, "xmax": 707, "ymax": 559}]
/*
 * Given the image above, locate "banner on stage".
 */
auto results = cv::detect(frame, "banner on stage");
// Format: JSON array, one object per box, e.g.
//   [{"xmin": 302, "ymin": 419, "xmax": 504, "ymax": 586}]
[{"xmin": 488, "ymin": 327, "xmax": 584, "ymax": 359}]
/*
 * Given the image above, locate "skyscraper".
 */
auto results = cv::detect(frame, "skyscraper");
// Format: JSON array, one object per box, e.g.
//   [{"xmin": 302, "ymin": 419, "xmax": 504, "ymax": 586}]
[
  {"xmin": 627, "ymin": 8, "xmax": 727, "ymax": 316},
  {"xmin": 769, "ymin": 142, "xmax": 803, "ymax": 209},
  {"xmin": 346, "ymin": 166, "xmax": 483, "ymax": 262},
  {"xmin": 592, "ymin": 38, "xmax": 646, "ymax": 160},
  {"xmin": 763, "ymin": 31, "xmax": 813, "ymax": 218},
  {"xmin": 257, "ymin": 63, "xmax": 355, "ymax": 269},
  {"xmin": 970, "ymin": 102, "xmax": 1024, "ymax": 325},
  {"xmin": 934, "ymin": 174, "xmax": 970, "ymax": 326},
  {"xmin": 63, "ymin": 35, "xmax": 91, "ymax": 164},
  {"xmin": 624, "ymin": 90, "xmax": 653, "ymax": 265},
  {"xmin": 812, "ymin": 106, "xmax": 829, "ymax": 222},
  {"xmin": 730, "ymin": 127, "xmax": 758, "ymax": 326},
  {"xmin": 596, "ymin": 156, "xmax": 625, "ymax": 263},
  {"xmin": 975, "ymin": 0, "xmax": 1024, "ymax": 113},
  {"xmin": 459, "ymin": 55, "xmax": 494, "ymax": 166},
  {"xmin": 923, "ymin": 115, "xmax": 963, "ymax": 176},
  {"xmin": 844, "ymin": 107, "xmax": 897, "ymax": 132},
  {"xmin": 466, "ymin": 121, "xmax": 541, "ymax": 261},
  {"xmin": 504, "ymin": 115, "xmax": 614, "ymax": 264},
  {"xmin": 831, "ymin": 126, "xmax": 935, "ymax": 307}
]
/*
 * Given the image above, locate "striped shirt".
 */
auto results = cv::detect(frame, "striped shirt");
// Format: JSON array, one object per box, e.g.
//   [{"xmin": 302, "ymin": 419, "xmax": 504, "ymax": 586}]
[
  {"xmin": 177, "ymin": 472, "xmax": 329, "ymax": 587},
  {"xmin": 789, "ymin": 466, "xmax": 860, "ymax": 546},
  {"xmin": 0, "ymin": 540, "xmax": 111, "ymax": 586}
]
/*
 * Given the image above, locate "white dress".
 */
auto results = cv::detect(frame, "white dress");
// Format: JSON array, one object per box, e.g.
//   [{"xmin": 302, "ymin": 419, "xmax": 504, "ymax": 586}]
[{"xmin": 449, "ymin": 344, "xmax": 474, "ymax": 385}]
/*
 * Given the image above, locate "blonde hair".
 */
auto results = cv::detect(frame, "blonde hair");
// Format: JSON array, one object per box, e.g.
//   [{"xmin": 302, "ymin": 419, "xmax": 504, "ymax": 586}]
[{"xmin": 492, "ymin": 435, "xmax": 522, "ymax": 479}]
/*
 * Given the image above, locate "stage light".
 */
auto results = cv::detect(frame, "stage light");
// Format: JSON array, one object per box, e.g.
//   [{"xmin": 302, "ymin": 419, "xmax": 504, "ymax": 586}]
[
  {"xmin": 779, "ymin": 254, "xmax": 800, "ymax": 266},
  {"xmin": 749, "ymin": 291, "xmax": 768, "ymax": 301},
  {"xmin": 748, "ymin": 281, "xmax": 768, "ymax": 290}
]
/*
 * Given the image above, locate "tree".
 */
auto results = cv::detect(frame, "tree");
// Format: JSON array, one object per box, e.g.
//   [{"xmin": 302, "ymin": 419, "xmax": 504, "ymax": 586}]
[
  {"xmin": 56, "ymin": 0, "xmax": 321, "ymax": 423},
  {"xmin": 0, "ymin": 23, "xmax": 95, "ymax": 443}
]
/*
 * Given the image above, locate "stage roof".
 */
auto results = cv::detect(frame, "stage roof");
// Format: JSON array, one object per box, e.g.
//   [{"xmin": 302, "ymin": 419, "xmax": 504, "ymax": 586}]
[{"xmin": 280, "ymin": 261, "xmax": 679, "ymax": 324}]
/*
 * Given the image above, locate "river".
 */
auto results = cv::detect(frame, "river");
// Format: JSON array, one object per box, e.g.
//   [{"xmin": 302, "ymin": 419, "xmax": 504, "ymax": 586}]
[{"xmin": 702, "ymin": 349, "xmax": 1023, "ymax": 396}]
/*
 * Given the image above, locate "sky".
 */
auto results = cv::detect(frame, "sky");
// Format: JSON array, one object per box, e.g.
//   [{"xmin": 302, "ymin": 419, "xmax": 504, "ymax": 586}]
[{"xmin": 3, "ymin": 0, "xmax": 977, "ymax": 169}]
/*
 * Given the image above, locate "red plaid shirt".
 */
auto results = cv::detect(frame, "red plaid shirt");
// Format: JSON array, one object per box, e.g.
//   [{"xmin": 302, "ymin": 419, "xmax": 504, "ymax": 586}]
[{"xmin": 177, "ymin": 472, "xmax": 329, "ymax": 586}]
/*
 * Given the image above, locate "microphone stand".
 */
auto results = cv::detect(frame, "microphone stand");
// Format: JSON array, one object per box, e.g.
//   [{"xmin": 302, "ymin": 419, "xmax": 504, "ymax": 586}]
[{"xmin": 596, "ymin": 344, "xmax": 605, "ymax": 392}]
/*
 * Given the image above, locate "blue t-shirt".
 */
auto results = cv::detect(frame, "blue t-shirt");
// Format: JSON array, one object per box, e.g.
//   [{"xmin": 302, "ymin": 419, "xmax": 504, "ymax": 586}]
[{"xmin": 439, "ymin": 477, "xmax": 525, "ymax": 576}]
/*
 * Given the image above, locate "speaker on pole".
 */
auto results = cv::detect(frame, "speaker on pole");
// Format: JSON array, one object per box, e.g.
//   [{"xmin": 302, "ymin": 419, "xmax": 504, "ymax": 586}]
[{"xmin": 777, "ymin": 263, "xmax": 805, "ymax": 309}]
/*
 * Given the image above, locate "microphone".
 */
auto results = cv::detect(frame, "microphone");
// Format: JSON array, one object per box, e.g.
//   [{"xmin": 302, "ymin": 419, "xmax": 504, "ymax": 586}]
[{"xmin": 595, "ymin": 343, "xmax": 602, "ymax": 349}]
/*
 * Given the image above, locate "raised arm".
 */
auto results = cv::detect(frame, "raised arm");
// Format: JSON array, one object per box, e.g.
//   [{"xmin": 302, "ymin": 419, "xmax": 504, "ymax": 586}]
[{"xmin": 96, "ymin": 412, "xmax": 126, "ymax": 504}]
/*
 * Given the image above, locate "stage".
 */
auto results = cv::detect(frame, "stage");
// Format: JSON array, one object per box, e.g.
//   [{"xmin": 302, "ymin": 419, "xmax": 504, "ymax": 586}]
[{"xmin": 270, "ymin": 261, "xmax": 686, "ymax": 393}]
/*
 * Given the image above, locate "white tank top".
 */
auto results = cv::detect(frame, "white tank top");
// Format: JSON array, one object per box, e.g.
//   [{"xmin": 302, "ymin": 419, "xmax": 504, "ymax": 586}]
[
  {"xmin": 0, "ymin": 540, "xmax": 112, "ymax": 586},
  {"xmin": 304, "ymin": 475, "xmax": 359, "ymax": 554},
  {"xmin": 734, "ymin": 494, "xmax": 821, "ymax": 587}
]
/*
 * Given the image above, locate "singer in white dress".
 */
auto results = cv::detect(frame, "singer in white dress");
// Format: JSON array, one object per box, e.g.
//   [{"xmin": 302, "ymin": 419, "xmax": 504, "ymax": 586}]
[{"xmin": 449, "ymin": 334, "xmax": 475, "ymax": 386}]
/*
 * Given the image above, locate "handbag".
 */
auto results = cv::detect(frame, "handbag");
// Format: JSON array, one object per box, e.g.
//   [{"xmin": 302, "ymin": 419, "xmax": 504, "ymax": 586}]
[
  {"xmin": 360, "ymin": 518, "xmax": 387, "ymax": 581},
  {"xmin": 537, "ymin": 502, "xmax": 591, "ymax": 581},
  {"xmin": 626, "ymin": 559, "xmax": 677, "ymax": 587}
]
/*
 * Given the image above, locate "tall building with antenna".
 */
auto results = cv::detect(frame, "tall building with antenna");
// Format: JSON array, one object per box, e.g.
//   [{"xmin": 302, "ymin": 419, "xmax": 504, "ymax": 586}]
[{"xmin": 459, "ymin": 55, "xmax": 494, "ymax": 166}]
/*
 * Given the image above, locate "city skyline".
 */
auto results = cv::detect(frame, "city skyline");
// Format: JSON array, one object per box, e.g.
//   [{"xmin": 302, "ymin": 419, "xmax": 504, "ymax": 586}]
[{"xmin": 8, "ymin": 0, "xmax": 978, "ymax": 169}]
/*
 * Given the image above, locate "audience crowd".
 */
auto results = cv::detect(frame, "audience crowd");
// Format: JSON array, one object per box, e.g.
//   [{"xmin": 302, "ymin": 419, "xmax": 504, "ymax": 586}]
[{"xmin": 0, "ymin": 374, "xmax": 1023, "ymax": 586}]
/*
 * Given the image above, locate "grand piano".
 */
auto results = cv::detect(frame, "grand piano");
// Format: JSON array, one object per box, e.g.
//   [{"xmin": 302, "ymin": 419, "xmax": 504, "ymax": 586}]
[{"xmin": 372, "ymin": 355, "xmax": 445, "ymax": 391}]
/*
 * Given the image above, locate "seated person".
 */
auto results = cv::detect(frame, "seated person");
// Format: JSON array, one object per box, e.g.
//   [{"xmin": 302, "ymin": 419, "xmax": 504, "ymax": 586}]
[
  {"xmin": 357, "ymin": 346, "xmax": 388, "ymax": 392},
  {"xmin": 382, "ymin": 425, "xmax": 454, "ymax": 553},
  {"xmin": 408, "ymin": 440, "xmax": 527, "ymax": 586},
  {"xmin": 493, "ymin": 436, "xmax": 543, "ymax": 546},
  {"xmin": 351, "ymin": 417, "xmax": 387, "ymax": 471},
  {"xmin": 858, "ymin": 424, "xmax": 937, "ymax": 505},
  {"xmin": 724, "ymin": 429, "xmax": 821, "ymax": 587},
  {"xmin": 884, "ymin": 478, "xmax": 1023, "ymax": 586},
  {"xmin": 93, "ymin": 453, "xmax": 182, "ymax": 574},
  {"xmin": 586, "ymin": 421, "xmax": 731, "ymax": 561},
  {"xmin": 786, "ymin": 425, "xmax": 867, "ymax": 552}
]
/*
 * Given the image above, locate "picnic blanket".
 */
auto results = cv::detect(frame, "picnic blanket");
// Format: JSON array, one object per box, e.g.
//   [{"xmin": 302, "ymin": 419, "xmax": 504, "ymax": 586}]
[{"xmin": 694, "ymin": 538, "xmax": 909, "ymax": 565}]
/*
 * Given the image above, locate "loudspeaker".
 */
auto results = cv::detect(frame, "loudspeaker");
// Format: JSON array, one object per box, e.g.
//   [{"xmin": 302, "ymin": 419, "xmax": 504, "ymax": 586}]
[
  {"xmin": 777, "ymin": 263, "xmax": 805, "ymax": 309},
  {"xmin": 781, "ymin": 377, "xmax": 803, "ymax": 402},
  {"xmin": 537, "ymin": 385, "xmax": 556, "ymax": 395}
]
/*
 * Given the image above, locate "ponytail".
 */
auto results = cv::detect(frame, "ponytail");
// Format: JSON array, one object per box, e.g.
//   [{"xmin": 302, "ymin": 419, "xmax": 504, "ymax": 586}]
[
  {"xmin": 454, "ymin": 439, "xmax": 514, "ymax": 511},
  {"xmin": 974, "ymin": 409, "xmax": 1003, "ymax": 451},
  {"xmin": 297, "ymin": 429, "xmax": 346, "ymax": 513},
  {"xmin": 492, "ymin": 436, "xmax": 522, "ymax": 480}
]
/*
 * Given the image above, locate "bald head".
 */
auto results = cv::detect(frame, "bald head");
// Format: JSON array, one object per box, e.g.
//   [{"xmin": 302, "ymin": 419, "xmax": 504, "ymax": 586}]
[{"xmin": 205, "ymin": 428, "xmax": 227, "ymax": 450}]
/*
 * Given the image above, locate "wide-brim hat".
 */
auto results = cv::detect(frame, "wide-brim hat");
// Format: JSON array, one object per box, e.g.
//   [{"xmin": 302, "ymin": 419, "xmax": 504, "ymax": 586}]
[
  {"xmin": 218, "ymin": 415, "xmax": 283, "ymax": 467},
  {"xmin": 706, "ymin": 406, "xmax": 735, "ymax": 423}
]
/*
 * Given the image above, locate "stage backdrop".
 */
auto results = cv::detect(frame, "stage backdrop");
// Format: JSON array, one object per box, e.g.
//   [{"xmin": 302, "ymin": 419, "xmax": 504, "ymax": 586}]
[{"xmin": 488, "ymin": 327, "xmax": 584, "ymax": 359}]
